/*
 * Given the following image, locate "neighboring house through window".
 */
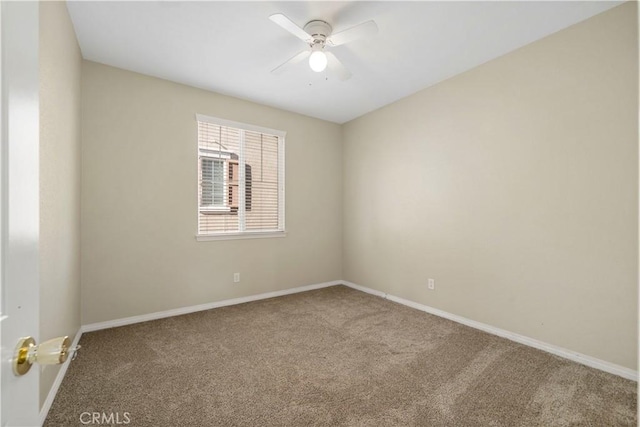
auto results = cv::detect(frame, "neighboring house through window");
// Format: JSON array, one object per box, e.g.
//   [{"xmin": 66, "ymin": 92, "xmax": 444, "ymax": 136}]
[
  {"xmin": 196, "ymin": 114, "xmax": 285, "ymax": 239},
  {"xmin": 200, "ymin": 150, "xmax": 231, "ymax": 212}
]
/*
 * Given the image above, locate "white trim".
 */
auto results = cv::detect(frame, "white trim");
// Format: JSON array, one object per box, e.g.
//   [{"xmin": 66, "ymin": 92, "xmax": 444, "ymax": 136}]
[
  {"xmin": 81, "ymin": 280, "xmax": 340, "ymax": 333},
  {"xmin": 195, "ymin": 113, "xmax": 286, "ymax": 138},
  {"xmin": 196, "ymin": 231, "xmax": 286, "ymax": 241},
  {"xmin": 199, "ymin": 206, "xmax": 232, "ymax": 214},
  {"xmin": 277, "ymin": 135, "xmax": 285, "ymax": 232},
  {"xmin": 198, "ymin": 150, "xmax": 232, "ymax": 159},
  {"xmin": 38, "ymin": 328, "xmax": 83, "ymax": 426},
  {"xmin": 342, "ymin": 281, "xmax": 386, "ymax": 298},
  {"xmin": 341, "ymin": 281, "xmax": 638, "ymax": 381},
  {"xmin": 238, "ymin": 129, "xmax": 246, "ymax": 232}
]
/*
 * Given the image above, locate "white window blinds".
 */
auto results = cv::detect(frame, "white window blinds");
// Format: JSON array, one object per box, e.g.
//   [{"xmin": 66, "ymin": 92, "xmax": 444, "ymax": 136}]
[{"xmin": 197, "ymin": 114, "xmax": 285, "ymax": 237}]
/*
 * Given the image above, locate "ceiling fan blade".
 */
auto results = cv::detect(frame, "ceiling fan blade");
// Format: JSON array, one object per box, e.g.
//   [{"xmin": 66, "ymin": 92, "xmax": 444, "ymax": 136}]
[
  {"xmin": 269, "ymin": 13, "xmax": 312, "ymax": 43},
  {"xmin": 327, "ymin": 20, "xmax": 378, "ymax": 47},
  {"xmin": 271, "ymin": 50, "xmax": 310, "ymax": 75},
  {"xmin": 325, "ymin": 51, "xmax": 352, "ymax": 81}
]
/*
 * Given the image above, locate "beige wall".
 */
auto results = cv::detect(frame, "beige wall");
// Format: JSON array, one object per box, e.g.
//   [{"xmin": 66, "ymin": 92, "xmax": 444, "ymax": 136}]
[
  {"xmin": 342, "ymin": 3, "xmax": 638, "ymax": 370},
  {"xmin": 80, "ymin": 61, "xmax": 343, "ymax": 324},
  {"xmin": 39, "ymin": 1, "xmax": 82, "ymax": 408}
]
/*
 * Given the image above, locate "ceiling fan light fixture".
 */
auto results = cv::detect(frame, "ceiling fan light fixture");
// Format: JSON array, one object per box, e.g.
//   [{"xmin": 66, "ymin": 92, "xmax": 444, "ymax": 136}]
[
  {"xmin": 269, "ymin": 13, "xmax": 375, "ymax": 80},
  {"xmin": 309, "ymin": 50, "xmax": 328, "ymax": 72}
]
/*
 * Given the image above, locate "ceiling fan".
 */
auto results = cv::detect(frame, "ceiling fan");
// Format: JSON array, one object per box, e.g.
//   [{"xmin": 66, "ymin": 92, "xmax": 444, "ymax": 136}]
[{"xmin": 269, "ymin": 13, "xmax": 378, "ymax": 81}]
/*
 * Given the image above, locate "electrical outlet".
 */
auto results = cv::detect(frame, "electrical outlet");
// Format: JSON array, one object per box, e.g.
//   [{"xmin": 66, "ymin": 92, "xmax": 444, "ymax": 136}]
[
  {"xmin": 233, "ymin": 273, "xmax": 240, "ymax": 283},
  {"xmin": 428, "ymin": 278, "xmax": 435, "ymax": 290}
]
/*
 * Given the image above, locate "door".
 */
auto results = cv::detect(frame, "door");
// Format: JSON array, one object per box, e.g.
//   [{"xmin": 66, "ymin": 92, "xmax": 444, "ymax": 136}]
[{"xmin": 0, "ymin": 1, "xmax": 41, "ymax": 426}]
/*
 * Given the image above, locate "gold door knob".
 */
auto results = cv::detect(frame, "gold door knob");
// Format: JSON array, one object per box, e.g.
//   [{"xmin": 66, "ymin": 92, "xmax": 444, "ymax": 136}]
[{"xmin": 13, "ymin": 336, "xmax": 81, "ymax": 376}]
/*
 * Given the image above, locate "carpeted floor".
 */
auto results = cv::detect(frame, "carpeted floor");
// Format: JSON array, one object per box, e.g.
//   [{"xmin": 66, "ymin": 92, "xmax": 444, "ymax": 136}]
[{"xmin": 45, "ymin": 285, "xmax": 637, "ymax": 426}]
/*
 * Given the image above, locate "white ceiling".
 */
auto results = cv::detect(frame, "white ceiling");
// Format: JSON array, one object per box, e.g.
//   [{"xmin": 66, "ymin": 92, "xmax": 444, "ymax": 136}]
[{"xmin": 67, "ymin": 1, "xmax": 622, "ymax": 124}]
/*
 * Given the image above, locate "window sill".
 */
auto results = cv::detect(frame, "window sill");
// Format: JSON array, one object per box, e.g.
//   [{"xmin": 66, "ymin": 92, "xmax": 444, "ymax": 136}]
[{"xmin": 196, "ymin": 231, "xmax": 287, "ymax": 241}]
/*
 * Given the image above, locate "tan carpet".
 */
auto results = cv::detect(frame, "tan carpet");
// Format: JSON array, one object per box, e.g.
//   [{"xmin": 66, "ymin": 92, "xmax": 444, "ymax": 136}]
[{"xmin": 45, "ymin": 286, "xmax": 637, "ymax": 426}]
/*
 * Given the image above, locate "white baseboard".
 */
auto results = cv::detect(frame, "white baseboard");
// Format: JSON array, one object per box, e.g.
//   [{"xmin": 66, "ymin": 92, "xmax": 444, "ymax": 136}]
[
  {"xmin": 341, "ymin": 281, "xmax": 638, "ymax": 382},
  {"xmin": 79, "ymin": 279, "xmax": 637, "ymax": 382},
  {"xmin": 39, "ymin": 327, "xmax": 83, "ymax": 426},
  {"xmin": 82, "ymin": 280, "xmax": 342, "ymax": 333}
]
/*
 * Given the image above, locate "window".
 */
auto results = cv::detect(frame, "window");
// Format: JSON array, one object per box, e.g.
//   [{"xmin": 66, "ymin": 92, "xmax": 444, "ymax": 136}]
[
  {"xmin": 196, "ymin": 114, "xmax": 285, "ymax": 240},
  {"xmin": 200, "ymin": 155, "xmax": 229, "ymax": 211}
]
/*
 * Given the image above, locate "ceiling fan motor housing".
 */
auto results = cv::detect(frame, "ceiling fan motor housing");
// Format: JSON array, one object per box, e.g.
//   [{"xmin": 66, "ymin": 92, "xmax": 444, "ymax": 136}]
[{"xmin": 304, "ymin": 20, "xmax": 332, "ymax": 47}]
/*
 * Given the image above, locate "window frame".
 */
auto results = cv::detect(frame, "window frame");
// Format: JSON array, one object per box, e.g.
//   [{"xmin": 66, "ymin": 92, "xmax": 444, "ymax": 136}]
[{"xmin": 195, "ymin": 114, "xmax": 286, "ymax": 241}]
